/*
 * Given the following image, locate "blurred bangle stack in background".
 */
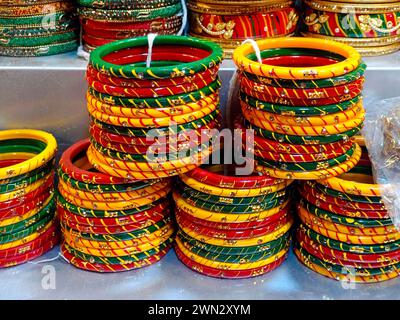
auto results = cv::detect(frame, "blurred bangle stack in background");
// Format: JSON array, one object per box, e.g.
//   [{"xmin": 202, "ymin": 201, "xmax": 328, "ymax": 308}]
[
  {"xmin": 0, "ymin": 0, "xmax": 79, "ymax": 57},
  {"xmin": 78, "ymin": 0, "xmax": 186, "ymax": 52},
  {"xmin": 302, "ymin": 0, "xmax": 400, "ymax": 56},
  {"xmin": 187, "ymin": 0, "xmax": 299, "ymax": 58}
]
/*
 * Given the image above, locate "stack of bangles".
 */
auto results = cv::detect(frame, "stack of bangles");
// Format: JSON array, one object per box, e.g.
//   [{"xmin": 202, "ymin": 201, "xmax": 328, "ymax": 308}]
[
  {"xmin": 0, "ymin": 0, "xmax": 79, "ymax": 57},
  {"xmin": 57, "ymin": 139, "xmax": 175, "ymax": 273},
  {"xmin": 233, "ymin": 37, "xmax": 365, "ymax": 180},
  {"xmin": 295, "ymin": 136, "xmax": 400, "ymax": 283},
  {"xmin": 86, "ymin": 35, "xmax": 224, "ymax": 180},
  {"xmin": 303, "ymin": 0, "xmax": 400, "ymax": 56},
  {"xmin": 187, "ymin": 0, "xmax": 298, "ymax": 58},
  {"xmin": 0, "ymin": 129, "xmax": 58, "ymax": 268},
  {"xmin": 173, "ymin": 164, "xmax": 294, "ymax": 279},
  {"xmin": 78, "ymin": 0, "xmax": 184, "ymax": 52}
]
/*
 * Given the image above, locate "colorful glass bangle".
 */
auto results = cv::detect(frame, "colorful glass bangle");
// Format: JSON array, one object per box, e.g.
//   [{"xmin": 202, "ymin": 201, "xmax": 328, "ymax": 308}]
[
  {"xmin": 0, "ymin": 39, "xmax": 78, "ymax": 57},
  {"xmin": 182, "ymin": 164, "xmax": 281, "ymax": 189},
  {"xmin": 318, "ymin": 172, "xmax": 383, "ymax": 197},
  {"xmin": 297, "ymin": 224, "xmax": 400, "ymax": 254},
  {"xmin": 233, "ymin": 37, "xmax": 361, "ymax": 80},
  {"xmin": 90, "ymin": 35, "xmax": 223, "ymax": 80},
  {"xmin": 0, "ymin": 130, "xmax": 57, "ymax": 180},
  {"xmin": 298, "ymin": 185, "xmax": 388, "ymax": 219},
  {"xmin": 175, "ymin": 243, "xmax": 287, "ymax": 279},
  {"xmin": 0, "ymin": 30, "xmax": 78, "ymax": 47},
  {"xmin": 57, "ymin": 191, "xmax": 170, "ymax": 218},
  {"xmin": 61, "ymin": 244, "xmax": 170, "ymax": 272},
  {"xmin": 0, "ymin": 1, "xmax": 73, "ymax": 16}
]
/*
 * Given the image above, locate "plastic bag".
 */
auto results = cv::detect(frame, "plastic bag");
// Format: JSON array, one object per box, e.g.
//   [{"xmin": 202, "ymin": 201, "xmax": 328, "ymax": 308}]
[{"xmin": 363, "ymin": 96, "xmax": 400, "ymax": 228}]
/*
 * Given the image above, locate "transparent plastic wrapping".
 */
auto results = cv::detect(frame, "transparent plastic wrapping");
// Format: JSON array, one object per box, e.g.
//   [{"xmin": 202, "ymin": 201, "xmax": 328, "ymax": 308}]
[{"xmin": 363, "ymin": 97, "xmax": 400, "ymax": 228}]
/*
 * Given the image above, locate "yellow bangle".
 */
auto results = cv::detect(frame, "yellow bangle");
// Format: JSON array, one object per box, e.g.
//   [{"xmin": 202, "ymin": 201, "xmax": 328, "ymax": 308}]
[
  {"xmin": 176, "ymin": 237, "xmax": 289, "ymax": 270},
  {"xmin": 0, "ymin": 219, "xmax": 55, "ymax": 250},
  {"xmin": 242, "ymin": 101, "xmax": 363, "ymax": 127},
  {"xmin": 173, "ymin": 191, "xmax": 291, "ymax": 222},
  {"xmin": 59, "ymin": 179, "xmax": 171, "ymax": 202},
  {"xmin": 0, "ymin": 129, "xmax": 57, "ymax": 180},
  {"xmin": 87, "ymin": 92, "xmax": 218, "ymax": 119},
  {"xmin": 255, "ymin": 143, "xmax": 361, "ymax": 180},
  {"xmin": 0, "ymin": 194, "xmax": 53, "ymax": 227},
  {"xmin": 58, "ymin": 182, "xmax": 171, "ymax": 211},
  {"xmin": 244, "ymin": 111, "xmax": 365, "ymax": 136},
  {"xmin": 233, "ymin": 37, "xmax": 361, "ymax": 80},
  {"xmin": 0, "ymin": 152, "xmax": 34, "ymax": 162},
  {"xmin": 0, "ymin": 173, "xmax": 52, "ymax": 203},
  {"xmin": 178, "ymin": 217, "xmax": 293, "ymax": 246},
  {"xmin": 87, "ymin": 145, "xmax": 202, "ymax": 179},
  {"xmin": 317, "ymin": 172, "xmax": 382, "ymax": 197},
  {"xmin": 63, "ymin": 224, "xmax": 175, "ymax": 250},
  {"xmin": 179, "ymin": 174, "xmax": 292, "ymax": 197},
  {"xmin": 87, "ymin": 103, "xmax": 218, "ymax": 129}
]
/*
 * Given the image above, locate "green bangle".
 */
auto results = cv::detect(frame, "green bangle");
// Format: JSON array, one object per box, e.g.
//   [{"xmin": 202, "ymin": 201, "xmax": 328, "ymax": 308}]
[
  {"xmin": 300, "ymin": 199, "xmax": 393, "ymax": 228},
  {"xmin": 0, "ymin": 160, "xmax": 54, "ymax": 194},
  {"xmin": 298, "ymin": 224, "xmax": 400, "ymax": 254},
  {"xmin": 0, "ymin": 213, "xmax": 55, "ymax": 245},
  {"xmin": 0, "ymin": 138, "xmax": 45, "ymax": 154},
  {"xmin": 179, "ymin": 233, "xmax": 290, "ymax": 263},
  {"xmin": 78, "ymin": 2, "xmax": 182, "ymax": 22},
  {"xmin": 295, "ymin": 243, "xmax": 399, "ymax": 276},
  {"xmin": 0, "ymin": 39, "xmax": 78, "ymax": 57},
  {"xmin": 0, "ymin": 195, "xmax": 55, "ymax": 235},
  {"xmin": 61, "ymin": 215, "xmax": 172, "ymax": 242},
  {"xmin": 57, "ymin": 192, "xmax": 168, "ymax": 218},
  {"xmin": 0, "ymin": 19, "xmax": 78, "ymax": 37},
  {"xmin": 178, "ymin": 189, "xmax": 287, "ymax": 214},
  {"xmin": 88, "ymin": 78, "xmax": 221, "ymax": 108},
  {"xmin": 177, "ymin": 182, "xmax": 287, "ymax": 206},
  {"xmin": 246, "ymin": 120, "xmax": 362, "ymax": 145},
  {"xmin": 1, "ymin": 0, "xmax": 62, "ymax": 5},
  {"xmin": 178, "ymin": 229, "xmax": 291, "ymax": 256},
  {"xmin": 256, "ymin": 144, "xmax": 356, "ymax": 172},
  {"xmin": 78, "ymin": 0, "xmax": 179, "ymax": 9},
  {"xmin": 90, "ymin": 138, "xmax": 211, "ymax": 162},
  {"xmin": 311, "ymin": 181, "xmax": 383, "ymax": 204},
  {"xmin": 89, "ymin": 35, "xmax": 223, "ymax": 80},
  {"xmin": 0, "ymin": 30, "xmax": 77, "ymax": 47},
  {"xmin": 57, "ymin": 167, "xmax": 156, "ymax": 193},
  {"xmin": 92, "ymin": 108, "xmax": 220, "ymax": 137},
  {"xmin": 240, "ymin": 92, "xmax": 361, "ymax": 117},
  {"xmin": 63, "ymin": 237, "xmax": 173, "ymax": 264},
  {"xmin": 0, "ymin": 11, "xmax": 76, "ymax": 26}
]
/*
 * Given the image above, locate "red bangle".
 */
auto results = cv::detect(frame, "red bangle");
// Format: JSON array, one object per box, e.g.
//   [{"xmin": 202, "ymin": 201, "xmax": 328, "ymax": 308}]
[
  {"xmin": 83, "ymin": 25, "xmax": 180, "ymax": 40},
  {"xmin": 0, "ymin": 222, "xmax": 57, "ymax": 259},
  {"xmin": 299, "ymin": 184, "xmax": 388, "ymax": 219},
  {"xmin": 253, "ymin": 143, "xmax": 353, "ymax": 163},
  {"xmin": 261, "ymin": 55, "xmax": 339, "ymax": 67},
  {"xmin": 175, "ymin": 244, "xmax": 287, "ymax": 279},
  {"xmin": 183, "ymin": 164, "xmax": 281, "ymax": 189},
  {"xmin": 0, "ymin": 190, "xmax": 52, "ymax": 221},
  {"xmin": 0, "ymin": 176, "xmax": 54, "ymax": 211},
  {"xmin": 296, "ymin": 229, "xmax": 400, "ymax": 266},
  {"xmin": 86, "ymin": 64, "xmax": 219, "ymax": 89},
  {"xmin": 60, "ymin": 139, "xmax": 135, "ymax": 184},
  {"xmin": 89, "ymin": 116, "xmax": 221, "ymax": 147},
  {"xmin": 0, "ymin": 159, "xmax": 24, "ymax": 168},
  {"xmin": 0, "ymin": 234, "xmax": 59, "ymax": 268},
  {"xmin": 241, "ymin": 86, "xmax": 362, "ymax": 107},
  {"xmin": 176, "ymin": 210, "xmax": 291, "ymax": 240},
  {"xmin": 61, "ymin": 244, "xmax": 171, "ymax": 272},
  {"xmin": 87, "ymin": 72, "xmax": 216, "ymax": 98}
]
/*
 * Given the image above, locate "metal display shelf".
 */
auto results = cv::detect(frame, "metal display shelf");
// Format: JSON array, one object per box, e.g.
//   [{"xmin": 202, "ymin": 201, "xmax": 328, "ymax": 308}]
[{"xmin": 0, "ymin": 52, "xmax": 400, "ymax": 300}]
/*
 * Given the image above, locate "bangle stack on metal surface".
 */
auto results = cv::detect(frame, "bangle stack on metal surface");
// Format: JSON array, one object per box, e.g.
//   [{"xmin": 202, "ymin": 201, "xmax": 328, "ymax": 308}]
[
  {"xmin": 57, "ymin": 139, "xmax": 175, "ymax": 272},
  {"xmin": 187, "ymin": 0, "xmax": 299, "ymax": 58},
  {"xmin": 302, "ymin": 0, "xmax": 400, "ymax": 56},
  {"xmin": 233, "ymin": 37, "xmax": 365, "ymax": 180},
  {"xmin": 0, "ymin": 0, "xmax": 79, "ymax": 56},
  {"xmin": 78, "ymin": 0, "xmax": 184, "ymax": 52},
  {"xmin": 0, "ymin": 129, "xmax": 58, "ymax": 267},
  {"xmin": 86, "ymin": 35, "xmax": 224, "ymax": 180},
  {"xmin": 295, "ymin": 136, "xmax": 400, "ymax": 283},
  {"xmin": 173, "ymin": 164, "xmax": 294, "ymax": 278}
]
